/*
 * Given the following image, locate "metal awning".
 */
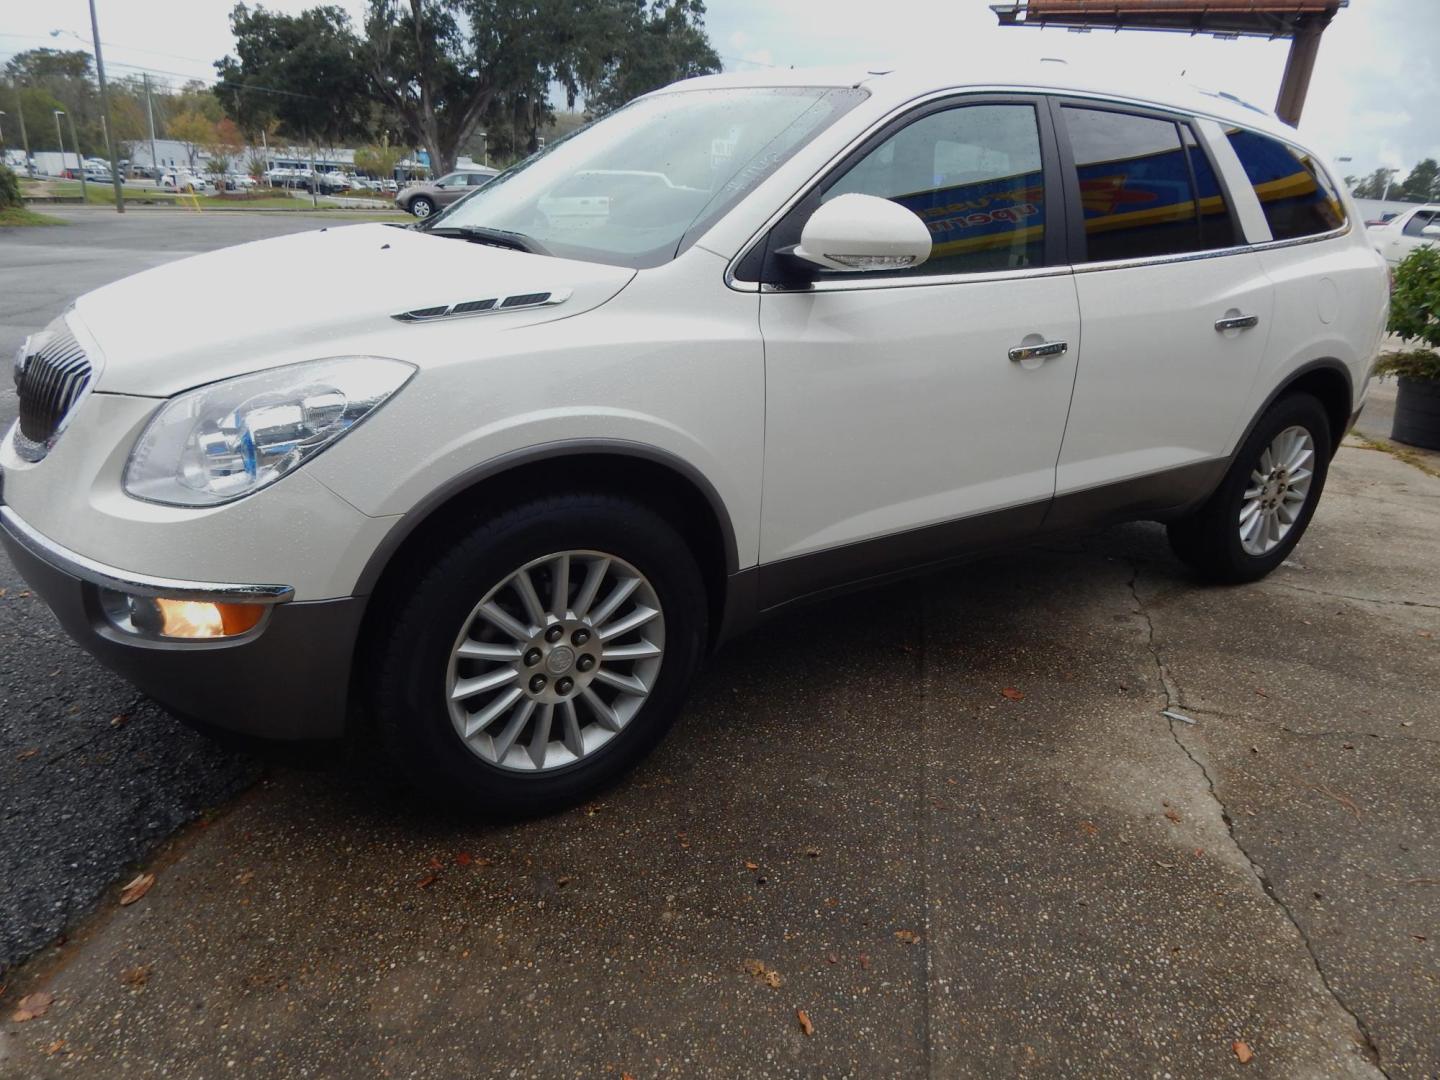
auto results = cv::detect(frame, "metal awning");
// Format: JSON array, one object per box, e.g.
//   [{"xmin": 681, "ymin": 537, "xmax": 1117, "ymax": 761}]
[{"xmin": 990, "ymin": 0, "xmax": 1347, "ymax": 38}]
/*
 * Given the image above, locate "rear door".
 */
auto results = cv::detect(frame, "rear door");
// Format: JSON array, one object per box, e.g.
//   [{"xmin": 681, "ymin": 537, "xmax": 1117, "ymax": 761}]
[{"xmin": 1050, "ymin": 101, "xmax": 1273, "ymax": 520}]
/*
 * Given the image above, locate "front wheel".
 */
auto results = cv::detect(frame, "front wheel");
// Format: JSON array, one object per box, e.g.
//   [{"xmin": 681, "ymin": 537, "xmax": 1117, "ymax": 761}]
[
  {"xmin": 1167, "ymin": 392, "xmax": 1332, "ymax": 583},
  {"xmin": 371, "ymin": 494, "xmax": 707, "ymax": 816},
  {"xmin": 410, "ymin": 196, "xmax": 435, "ymax": 219}
]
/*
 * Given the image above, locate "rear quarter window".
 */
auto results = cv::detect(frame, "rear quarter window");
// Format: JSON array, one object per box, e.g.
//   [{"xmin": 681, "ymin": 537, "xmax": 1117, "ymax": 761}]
[{"xmin": 1225, "ymin": 129, "xmax": 1346, "ymax": 241}]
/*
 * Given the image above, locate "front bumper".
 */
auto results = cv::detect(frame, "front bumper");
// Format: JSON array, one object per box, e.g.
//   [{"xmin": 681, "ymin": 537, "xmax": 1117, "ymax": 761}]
[{"xmin": 0, "ymin": 504, "xmax": 363, "ymax": 740}]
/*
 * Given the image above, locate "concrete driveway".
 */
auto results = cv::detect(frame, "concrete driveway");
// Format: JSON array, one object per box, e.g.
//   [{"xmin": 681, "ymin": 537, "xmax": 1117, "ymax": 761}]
[{"xmin": 1, "ymin": 211, "xmax": 1437, "ymax": 1078}]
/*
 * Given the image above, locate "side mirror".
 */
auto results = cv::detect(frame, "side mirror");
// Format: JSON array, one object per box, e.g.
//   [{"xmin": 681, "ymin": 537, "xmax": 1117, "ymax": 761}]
[
  {"xmin": 791, "ymin": 193, "xmax": 932, "ymax": 273},
  {"xmin": 1422, "ymin": 224, "xmax": 1440, "ymax": 239}
]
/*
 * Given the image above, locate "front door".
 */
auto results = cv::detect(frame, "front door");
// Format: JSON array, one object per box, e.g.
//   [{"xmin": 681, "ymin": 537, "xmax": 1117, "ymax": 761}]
[{"xmin": 756, "ymin": 98, "xmax": 1081, "ymax": 606}]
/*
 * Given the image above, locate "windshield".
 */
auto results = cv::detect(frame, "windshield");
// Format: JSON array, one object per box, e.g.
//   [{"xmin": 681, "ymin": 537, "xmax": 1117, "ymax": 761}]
[{"xmin": 429, "ymin": 86, "xmax": 867, "ymax": 269}]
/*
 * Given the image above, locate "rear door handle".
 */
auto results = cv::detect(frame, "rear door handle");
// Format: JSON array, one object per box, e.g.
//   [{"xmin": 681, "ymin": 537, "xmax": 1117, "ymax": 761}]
[
  {"xmin": 1214, "ymin": 314, "xmax": 1260, "ymax": 332},
  {"xmin": 1008, "ymin": 340, "xmax": 1068, "ymax": 363}
]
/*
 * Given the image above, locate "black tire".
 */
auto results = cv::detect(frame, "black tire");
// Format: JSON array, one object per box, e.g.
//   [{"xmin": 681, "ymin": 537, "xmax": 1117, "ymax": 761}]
[
  {"xmin": 370, "ymin": 493, "xmax": 707, "ymax": 817},
  {"xmin": 410, "ymin": 195, "xmax": 435, "ymax": 219},
  {"xmin": 1167, "ymin": 392, "xmax": 1332, "ymax": 583}
]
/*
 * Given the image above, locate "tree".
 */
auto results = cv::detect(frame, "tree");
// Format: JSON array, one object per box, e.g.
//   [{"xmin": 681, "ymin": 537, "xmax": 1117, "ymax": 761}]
[
  {"xmin": 582, "ymin": 0, "xmax": 720, "ymax": 117},
  {"xmin": 362, "ymin": 0, "xmax": 619, "ymax": 177},
  {"xmin": 215, "ymin": 5, "xmax": 372, "ymax": 150},
  {"xmin": 5, "ymin": 48, "xmax": 104, "ymax": 155},
  {"xmin": 169, "ymin": 110, "xmax": 216, "ymax": 171},
  {"xmin": 1400, "ymin": 159, "xmax": 1440, "ymax": 204},
  {"xmin": 354, "ymin": 133, "xmax": 405, "ymax": 179},
  {"xmin": 1351, "ymin": 168, "xmax": 1397, "ymax": 201},
  {"xmin": 206, "ymin": 116, "xmax": 246, "ymax": 175}
]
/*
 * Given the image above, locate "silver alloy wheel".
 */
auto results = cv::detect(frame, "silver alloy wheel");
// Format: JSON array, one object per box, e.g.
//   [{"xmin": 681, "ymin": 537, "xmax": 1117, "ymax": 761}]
[
  {"xmin": 1239, "ymin": 425, "xmax": 1315, "ymax": 556},
  {"xmin": 446, "ymin": 550, "xmax": 665, "ymax": 772},
  {"xmin": 412, "ymin": 199, "xmax": 432, "ymax": 218}
]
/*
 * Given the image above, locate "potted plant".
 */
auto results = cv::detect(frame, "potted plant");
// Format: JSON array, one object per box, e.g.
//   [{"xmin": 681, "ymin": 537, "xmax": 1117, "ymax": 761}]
[{"xmin": 1377, "ymin": 245, "xmax": 1440, "ymax": 450}]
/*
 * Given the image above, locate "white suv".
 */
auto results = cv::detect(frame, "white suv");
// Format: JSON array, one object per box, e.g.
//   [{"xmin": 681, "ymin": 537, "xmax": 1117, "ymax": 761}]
[{"xmin": 1, "ymin": 65, "xmax": 1389, "ymax": 814}]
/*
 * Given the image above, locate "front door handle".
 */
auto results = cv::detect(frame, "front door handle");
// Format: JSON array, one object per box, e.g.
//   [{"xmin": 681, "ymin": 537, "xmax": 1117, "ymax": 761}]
[
  {"xmin": 1214, "ymin": 314, "xmax": 1260, "ymax": 332},
  {"xmin": 1008, "ymin": 340, "xmax": 1068, "ymax": 363}
]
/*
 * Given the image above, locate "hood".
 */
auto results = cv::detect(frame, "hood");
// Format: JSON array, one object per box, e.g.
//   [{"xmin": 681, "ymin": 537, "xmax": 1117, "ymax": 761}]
[{"xmin": 73, "ymin": 223, "xmax": 636, "ymax": 397}]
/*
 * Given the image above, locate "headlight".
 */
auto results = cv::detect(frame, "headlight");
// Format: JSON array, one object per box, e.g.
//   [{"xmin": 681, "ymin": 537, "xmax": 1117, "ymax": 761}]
[{"xmin": 124, "ymin": 356, "xmax": 414, "ymax": 506}]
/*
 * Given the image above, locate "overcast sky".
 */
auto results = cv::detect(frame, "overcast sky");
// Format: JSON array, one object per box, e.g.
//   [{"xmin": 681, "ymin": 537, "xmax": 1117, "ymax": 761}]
[{"xmin": 3, "ymin": 0, "xmax": 1436, "ymax": 179}]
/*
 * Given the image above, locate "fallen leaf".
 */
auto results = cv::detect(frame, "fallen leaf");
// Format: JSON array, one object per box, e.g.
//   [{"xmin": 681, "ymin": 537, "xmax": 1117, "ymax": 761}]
[
  {"xmin": 826, "ymin": 952, "xmax": 839, "ymax": 965},
  {"xmin": 797, "ymin": 1009, "xmax": 815, "ymax": 1036},
  {"xmin": 110, "ymin": 714, "xmax": 129, "ymax": 728},
  {"xmin": 46, "ymin": 1039, "xmax": 65, "ymax": 1055},
  {"xmin": 121, "ymin": 964, "xmax": 151, "ymax": 988},
  {"xmin": 894, "ymin": 930, "xmax": 922, "ymax": 945},
  {"xmin": 859, "ymin": 953, "xmax": 870, "ymax": 970},
  {"xmin": 1164, "ymin": 809, "xmax": 1182, "ymax": 824},
  {"xmin": 742, "ymin": 959, "xmax": 783, "ymax": 987},
  {"xmin": 557, "ymin": 876, "xmax": 572, "ymax": 888},
  {"xmin": 12, "ymin": 990, "xmax": 54, "ymax": 1022},
  {"xmin": 417, "ymin": 872, "xmax": 438, "ymax": 889},
  {"xmin": 622, "ymin": 1074, "xmax": 636, "ymax": 1080},
  {"xmin": 16, "ymin": 748, "xmax": 39, "ymax": 761},
  {"xmin": 1000, "ymin": 687, "xmax": 1025, "ymax": 702},
  {"xmin": 1078, "ymin": 821, "xmax": 1100, "ymax": 837},
  {"xmin": 119, "ymin": 872, "xmax": 156, "ymax": 906},
  {"xmin": 1308, "ymin": 783, "xmax": 1361, "ymax": 818},
  {"xmin": 1233, "ymin": 1040, "xmax": 1254, "ymax": 1064},
  {"xmin": 744, "ymin": 861, "xmax": 759, "ymax": 871},
  {"xmin": 455, "ymin": 851, "xmax": 473, "ymax": 866},
  {"xmin": 804, "ymin": 848, "xmax": 821, "ymax": 858}
]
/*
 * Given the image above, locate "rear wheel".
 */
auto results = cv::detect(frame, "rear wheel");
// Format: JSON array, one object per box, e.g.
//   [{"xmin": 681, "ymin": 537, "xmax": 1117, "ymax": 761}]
[
  {"xmin": 371, "ymin": 494, "xmax": 707, "ymax": 816},
  {"xmin": 410, "ymin": 195, "xmax": 435, "ymax": 219},
  {"xmin": 1167, "ymin": 392, "xmax": 1332, "ymax": 583}
]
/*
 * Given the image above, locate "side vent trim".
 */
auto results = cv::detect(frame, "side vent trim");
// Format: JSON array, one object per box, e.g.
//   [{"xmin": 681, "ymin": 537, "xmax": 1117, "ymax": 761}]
[{"xmin": 392, "ymin": 289, "xmax": 570, "ymax": 324}]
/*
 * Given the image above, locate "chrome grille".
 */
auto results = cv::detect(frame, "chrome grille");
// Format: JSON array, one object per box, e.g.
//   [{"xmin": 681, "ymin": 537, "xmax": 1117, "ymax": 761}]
[{"xmin": 14, "ymin": 321, "xmax": 92, "ymax": 458}]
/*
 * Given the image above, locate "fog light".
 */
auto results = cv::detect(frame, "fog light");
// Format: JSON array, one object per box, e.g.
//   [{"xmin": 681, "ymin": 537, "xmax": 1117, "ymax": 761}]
[{"xmin": 100, "ymin": 590, "xmax": 266, "ymax": 638}]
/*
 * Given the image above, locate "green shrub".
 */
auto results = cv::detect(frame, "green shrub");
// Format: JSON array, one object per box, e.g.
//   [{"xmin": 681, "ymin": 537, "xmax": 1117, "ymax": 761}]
[
  {"xmin": 1379, "ymin": 245, "xmax": 1440, "ymax": 381},
  {"xmin": 0, "ymin": 165, "xmax": 21, "ymax": 210}
]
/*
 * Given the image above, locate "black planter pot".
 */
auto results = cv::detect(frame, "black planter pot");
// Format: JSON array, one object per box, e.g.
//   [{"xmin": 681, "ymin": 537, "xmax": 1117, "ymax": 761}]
[{"xmin": 1392, "ymin": 376, "xmax": 1440, "ymax": 451}]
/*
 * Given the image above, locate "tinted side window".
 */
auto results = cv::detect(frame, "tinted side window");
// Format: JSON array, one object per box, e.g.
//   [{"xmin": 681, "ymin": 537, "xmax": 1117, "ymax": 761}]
[
  {"xmin": 1403, "ymin": 210, "xmax": 1437, "ymax": 237},
  {"xmin": 1062, "ymin": 106, "xmax": 1219, "ymax": 262},
  {"xmin": 823, "ymin": 103, "xmax": 1047, "ymax": 275},
  {"xmin": 1226, "ymin": 129, "xmax": 1346, "ymax": 240},
  {"xmin": 1182, "ymin": 125, "xmax": 1236, "ymax": 249}
]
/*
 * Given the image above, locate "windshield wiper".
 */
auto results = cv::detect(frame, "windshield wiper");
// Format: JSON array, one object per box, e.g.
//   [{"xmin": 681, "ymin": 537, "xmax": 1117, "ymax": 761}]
[{"xmin": 422, "ymin": 224, "xmax": 551, "ymax": 257}]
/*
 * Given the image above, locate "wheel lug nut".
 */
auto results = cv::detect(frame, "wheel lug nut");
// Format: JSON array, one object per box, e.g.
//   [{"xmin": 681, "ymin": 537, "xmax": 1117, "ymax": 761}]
[
  {"xmin": 544, "ymin": 625, "xmax": 564, "ymax": 643},
  {"xmin": 577, "ymin": 654, "xmax": 595, "ymax": 672},
  {"xmin": 529, "ymin": 674, "xmax": 547, "ymax": 692},
  {"xmin": 572, "ymin": 628, "xmax": 591, "ymax": 646},
  {"xmin": 556, "ymin": 677, "xmax": 574, "ymax": 695},
  {"xmin": 524, "ymin": 648, "xmax": 542, "ymax": 667}
]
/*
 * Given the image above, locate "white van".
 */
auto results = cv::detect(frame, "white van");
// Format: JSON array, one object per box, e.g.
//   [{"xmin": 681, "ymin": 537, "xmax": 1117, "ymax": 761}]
[{"xmin": 1, "ymin": 64, "xmax": 1389, "ymax": 814}]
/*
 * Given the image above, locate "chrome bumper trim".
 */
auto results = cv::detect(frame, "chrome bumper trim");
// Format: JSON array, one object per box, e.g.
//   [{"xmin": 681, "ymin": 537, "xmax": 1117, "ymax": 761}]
[{"xmin": 0, "ymin": 504, "xmax": 295, "ymax": 604}]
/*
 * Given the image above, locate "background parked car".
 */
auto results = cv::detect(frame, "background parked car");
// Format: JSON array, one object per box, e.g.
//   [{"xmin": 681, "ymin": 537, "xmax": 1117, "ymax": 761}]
[
  {"xmin": 159, "ymin": 170, "xmax": 210, "ymax": 194},
  {"xmin": 394, "ymin": 167, "xmax": 499, "ymax": 218},
  {"xmin": 1370, "ymin": 204, "xmax": 1440, "ymax": 266}
]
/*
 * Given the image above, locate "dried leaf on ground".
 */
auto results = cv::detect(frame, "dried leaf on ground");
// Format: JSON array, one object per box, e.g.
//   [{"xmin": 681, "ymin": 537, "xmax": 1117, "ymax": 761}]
[
  {"xmin": 797, "ymin": 1009, "xmax": 815, "ymax": 1036},
  {"xmin": 1308, "ymin": 783, "xmax": 1361, "ymax": 818},
  {"xmin": 233, "ymin": 869, "xmax": 254, "ymax": 885},
  {"xmin": 804, "ymin": 848, "xmax": 821, "ymax": 858},
  {"xmin": 1233, "ymin": 1040, "xmax": 1254, "ymax": 1064},
  {"xmin": 110, "ymin": 714, "xmax": 129, "ymax": 728},
  {"xmin": 1000, "ymin": 687, "xmax": 1025, "ymax": 701},
  {"xmin": 859, "ymin": 953, "xmax": 870, "ymax": 970},
  {"xmin": 1164, "ymin": 808, "xmax": 1182, "ymax": 824},
  {"xmin": 428, "ymin": 856, "xmax": 445, "ymax": 871},
  {"xmin": 455, "ymin": 851, "xmax": 473, "ymax": 866},
  {"xmin": 16, "ymin": 748, "xmax": 39, "ymax": 761},
  {"xmin": 894, "ymin": 929, "xmax": 922, "ymax": 945},
  {"xmin": 742, "ymin": 959, "xmax": 782, "ymax": 987},
  {"xmin": 1078, "ymin": 821, "xmax": 1100, "ymax": 837},
  {"xmin": 417, "ymin": 872, "xmax": 438, "ymax": 889},
  {"xmin": 121, "ymin": 964, "xmax": 151, "ymax": 988},
  {"xmin": 744, "ymin": 861, "xmax": 759, "ymax": 871},
  {"xmin": 46, "ymin": 1039, "xmax": 65, "ymax": 1055},
  {"xmin": 12, "ymin": 991, "xmax": 54, "ymax": 1022},
  {"xmin": 826, "ymin": 952, "xmax": 839, "ymax": 965},
  {"xmin": 119, "ymin": 872, "xmax": 156, "ymax": 906}
]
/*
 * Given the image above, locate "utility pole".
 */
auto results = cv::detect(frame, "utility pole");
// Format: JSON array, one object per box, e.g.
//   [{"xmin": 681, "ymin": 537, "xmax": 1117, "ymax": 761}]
[
  {"xmin": 13, "ymin": 85, "xmax": 32, "ymax": 177},
  {"xmin": 143, "ymin": 72, "xmax": 158, "ymax": 181},
  {"xmin": 88, "ymin": 0, "xmax": 125, "ymax": 211}
]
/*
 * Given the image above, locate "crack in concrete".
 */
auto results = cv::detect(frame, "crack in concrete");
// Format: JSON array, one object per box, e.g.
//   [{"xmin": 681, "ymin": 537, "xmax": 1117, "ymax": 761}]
[
  {"xmin": 1127, "ymin": 562, "xmax": 1392, "ymax": 1079},
  {"xmin": 1267, "ymin": 582, "xmax": 1440, "ymax": 611}
]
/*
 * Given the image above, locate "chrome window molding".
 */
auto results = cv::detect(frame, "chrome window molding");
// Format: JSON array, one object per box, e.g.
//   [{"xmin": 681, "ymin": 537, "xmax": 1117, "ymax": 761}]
[
  {"xmin": 722, "ymin": 83, "xmax": 1352, "ymax": 294},
  {"xmin": 0, "ymin": 505, "xmax": 295, "ymax": 604}
]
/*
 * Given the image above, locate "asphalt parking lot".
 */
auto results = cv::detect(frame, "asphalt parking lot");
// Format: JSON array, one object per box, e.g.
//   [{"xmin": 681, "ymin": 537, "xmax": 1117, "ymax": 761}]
[{"xmin": 1, "ymin": 209, "xmax": 1437, "ymax": 1078}]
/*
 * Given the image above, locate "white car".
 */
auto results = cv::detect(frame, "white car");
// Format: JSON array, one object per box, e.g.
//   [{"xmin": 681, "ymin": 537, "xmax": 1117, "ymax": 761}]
[
  {"xmin": 1369, "ymin": 203, "xmax": 1440, "ymax": 267},
  {"xmin": 159, "ymin": 170, "xmax": 209, "ymax": 194},
  {"xmin": 1, "ymin": 64, "xmax": 1388, "ymax": 815}
]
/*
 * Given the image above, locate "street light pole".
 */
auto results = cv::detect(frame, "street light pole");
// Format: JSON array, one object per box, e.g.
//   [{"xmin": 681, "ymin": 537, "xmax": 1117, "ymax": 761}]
[
  {"xmin": 12, "ymin": 84, "xmax": 31, "ymax": 176},
  {"xmin": 88, "ymin": 0, "xmax": 125, "ymax": 212},
  {"xmin": 62, "ymin": 110, "xmax": 87, "ymax": 201},
  {"xmin": 143, "ymin": 72, "xmax": 159, "ymax": 181}
]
